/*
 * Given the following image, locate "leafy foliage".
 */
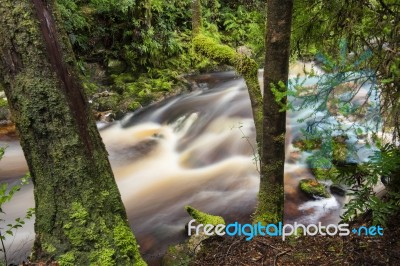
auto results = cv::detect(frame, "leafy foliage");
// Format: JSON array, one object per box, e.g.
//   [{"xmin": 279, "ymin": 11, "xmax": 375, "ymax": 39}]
[
  {"xmin": 283, "ymin": 40, "xmax": 400, "ymax": 225},
  {"xmin": 292, "ymin": 0, "xmax": 400, "ymax": 140},
  {"xmin": 338, "ymin": 144, "xmax": 400, "ymax": 226},
  {"xmin": 55, "ymin": 0, "xmax": 268, "ymax": 117}
]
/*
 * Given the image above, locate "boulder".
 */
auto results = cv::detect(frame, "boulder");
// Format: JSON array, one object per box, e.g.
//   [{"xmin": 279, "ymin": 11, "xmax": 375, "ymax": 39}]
[{"xmin": 299, "ymin": 178, "xmax": 331, "ymax": 199}]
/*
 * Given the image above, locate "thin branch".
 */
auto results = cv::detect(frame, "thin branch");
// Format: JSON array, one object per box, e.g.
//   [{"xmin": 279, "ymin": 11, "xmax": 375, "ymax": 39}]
[{"xmin": 274, "ymin": 249, "xmax": 291, "ymax": 266}]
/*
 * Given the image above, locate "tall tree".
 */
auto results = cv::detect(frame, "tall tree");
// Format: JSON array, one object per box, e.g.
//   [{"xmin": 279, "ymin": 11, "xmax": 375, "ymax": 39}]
[
  {"xmin": 255, "ymin": 0, "xmax": 294, "ymax": 223},
  {"xmin": 0, "ymin": 1, "xmax": 145, "ymax": 265}
]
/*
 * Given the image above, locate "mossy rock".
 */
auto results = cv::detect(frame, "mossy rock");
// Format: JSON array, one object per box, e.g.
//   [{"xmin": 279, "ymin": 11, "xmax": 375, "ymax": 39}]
[
  {"xmin": 185, "ymin": 206, "xmax": 225, "ymax": 226},
  {"xmin": 299, "ymin": 179, "xmax": 331, "ymax": 199},
  {"xmin": 91, "ymin": 93, "xmax": 120, "ymax": 112}
]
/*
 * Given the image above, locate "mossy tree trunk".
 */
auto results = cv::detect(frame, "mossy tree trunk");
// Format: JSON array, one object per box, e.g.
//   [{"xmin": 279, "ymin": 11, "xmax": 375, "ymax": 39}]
[
  {"xmin": 192, "ymin": 0, "xmax": 202, "ymax": 36},
  {"xmin": 256, "ymin": 0, "xmax": 294, "ymax": 223},
  {"xmin": 0, "ymin": 1, "xmax": 145, "ymax": 265},
  {"xmin": 192, "ymin": 35, "xmax": 263, "ymax": 147}
]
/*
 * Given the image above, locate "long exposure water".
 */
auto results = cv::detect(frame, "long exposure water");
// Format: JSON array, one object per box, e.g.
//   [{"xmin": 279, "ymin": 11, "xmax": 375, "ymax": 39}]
[{"xmin": 1, "ymin": 62, "xmax": 380, "ymax": 263}]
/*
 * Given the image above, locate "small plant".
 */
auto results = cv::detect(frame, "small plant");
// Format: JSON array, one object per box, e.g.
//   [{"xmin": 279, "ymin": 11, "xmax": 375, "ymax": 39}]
[
  {"xmin": 233, "ymin": 122, "xmax": 260, "ymax": 173},
  {"xmin": 338, "ymin": 143, "xmax": 400, "ymax": 226},
  {"xmin": 0, "ymin": 147, "xmax": 34, "ymax": 265}
]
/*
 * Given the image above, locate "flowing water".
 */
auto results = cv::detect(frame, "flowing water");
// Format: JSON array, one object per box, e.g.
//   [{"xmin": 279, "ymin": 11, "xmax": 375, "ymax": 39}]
[{"xmin": 0, "ymin": 63, "xmax": 368, "ymax": 263}]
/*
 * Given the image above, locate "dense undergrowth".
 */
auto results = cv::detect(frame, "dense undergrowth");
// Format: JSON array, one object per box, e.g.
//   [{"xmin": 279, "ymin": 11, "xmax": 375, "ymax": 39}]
[{"xmin": 53, "ymin": 0, "xmax": 266, "ymax": 117}]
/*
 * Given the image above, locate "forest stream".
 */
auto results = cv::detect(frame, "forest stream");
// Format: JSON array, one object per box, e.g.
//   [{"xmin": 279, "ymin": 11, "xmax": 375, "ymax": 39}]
[{"xmin": 1, "ymin": 63, "xmax": 381, "ymax": 264}]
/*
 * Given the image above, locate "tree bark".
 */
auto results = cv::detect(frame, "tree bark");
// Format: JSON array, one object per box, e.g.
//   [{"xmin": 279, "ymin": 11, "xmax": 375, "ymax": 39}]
[
  {"xmin": 0, "ymin": 1, "xmax": 145, "ymax": 265},
  {"xmin": 256, "ymin": 0, "xmax": 294, "ymax": 223},
  {"xmin": 192, "ymin": 0, "xmax": 202, "ymax": 35}
]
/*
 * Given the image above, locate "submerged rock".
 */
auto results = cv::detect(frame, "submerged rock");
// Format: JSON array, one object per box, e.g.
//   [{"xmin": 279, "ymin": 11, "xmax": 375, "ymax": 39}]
[{"xmin": 299, "ymin": 178, "xmax": 331, "ymax": 199}]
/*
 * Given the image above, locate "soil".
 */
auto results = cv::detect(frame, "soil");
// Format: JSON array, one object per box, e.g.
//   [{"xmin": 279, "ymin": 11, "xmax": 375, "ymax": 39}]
[{"xmin": 192, "ymin": 211, "xmax": 400, "ymax": 266}]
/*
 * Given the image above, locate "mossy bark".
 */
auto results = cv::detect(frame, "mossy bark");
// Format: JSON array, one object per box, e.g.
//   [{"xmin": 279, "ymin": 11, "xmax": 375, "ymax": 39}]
[
  {"xmin": 191, "ymin": 0, "xmax": 202, "ymax": 36},
  {"xmin": 0, "ymin": 1, "xmax": 145, "ymax": 265},
  {"xmin": 255, "ymin": 0, "xmax": 294, "ymax": 223},
  {"xmin": 193, "ymin": 35, "xmax": 263, "ymax": 149}
]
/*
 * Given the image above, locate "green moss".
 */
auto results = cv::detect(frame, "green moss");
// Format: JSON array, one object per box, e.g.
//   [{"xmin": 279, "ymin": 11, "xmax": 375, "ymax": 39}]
[
  {"xmin": 128, "ymin": 101, "xmax": 141, "ymax": 111},
  {"xmin": 90, "ymin": 248, "xmax": 115, "ymax": 266},
  {"xmin": 332, "ymin": 137, "xmax": 348, "ymax": 162},
  {"xmin": 63, "ymin": 202, "xmax": 91, "ymax": 247},
  {"xmin": 0, "ymin": 98, "xmax": 8, "ymax": 108},
  {"xmin": 193, "ymin": 35, "xmax": 237, "ymax": 65},
  {"xmin": 254, "ymin": 181, "xmax": 284, "ymax": 224},
  {"xmin": 58, "ymin": 251, "xmax": 76, "ymax": 266},
  {"xmin": 113, "ymin": 219, "xmax": 147, "ymax": 266},
  {"xmin": 193, "ymin": 34, "xmax": 263, "ymax": 146},
  {"xmin": 185, "ymin": 206, "xmax": 225, "ymax": 226},
  {"xmin": 61, "ymin": 208, "xmax": 146, "ymax": 265},
  {"xmin": 299, "ymin": 179, "xmax": 331, "ymax": 198},
  {"xmin": 69, "ymin": 202, "xmax": 88, "ymax": 222},
  {"xmin": 311, "ymin": 167, "xmax": 338, "ymax": 180},
  {"xmin": 92, "ymin": 93, "xmax": 120, "ymax": 112},
  {"xmin": 253, "ymin": 160, "xmax": 286, "ymax": 224},
  {"xmin": 42, "ymin": 243, "xmax": 57, "ymax": 254}
]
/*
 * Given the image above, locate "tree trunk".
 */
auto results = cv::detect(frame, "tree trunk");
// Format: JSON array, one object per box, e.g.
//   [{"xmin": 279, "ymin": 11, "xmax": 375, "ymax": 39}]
[
  {"xmin": 192, "ymin": 0, "xmax": 202, "ymax": 35},
  {"xmin": 0, "ymin": 1, "xmax": 145, "ymax": 265},
  {"xmin": 256, "ymin": 0, "xmax": 294, "ymax": 223}
]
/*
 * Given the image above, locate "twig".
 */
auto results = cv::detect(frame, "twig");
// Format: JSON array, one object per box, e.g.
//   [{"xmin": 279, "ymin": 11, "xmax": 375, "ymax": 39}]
[
  {"xmin": 226, "ymin": 237, "xmax": 243, "ymax": 257},
  {"xmin": 235, "ymin": 124, "xmax": 260, "ymax": 173},
  {"xmin": 192, "ymin": 240, "xmax": 203, "ymax": 255},
  {"xmin": 273, "ymin": 249, "xmax": 291, "ymax": 266},
  {"xmin": 268, "ymin": 244, "xmax": 281, "ymax": 251},
  {"xmin": 0, "ymin": 231, "xmax": 7, "ymax": 266}
]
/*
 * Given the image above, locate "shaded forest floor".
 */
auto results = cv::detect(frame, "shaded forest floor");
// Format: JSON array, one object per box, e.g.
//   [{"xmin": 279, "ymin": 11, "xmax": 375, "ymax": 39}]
[{"xmin": 191, "ymin": 211, "xmax": 400, "ymax": 266}]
